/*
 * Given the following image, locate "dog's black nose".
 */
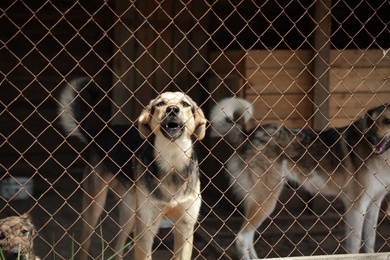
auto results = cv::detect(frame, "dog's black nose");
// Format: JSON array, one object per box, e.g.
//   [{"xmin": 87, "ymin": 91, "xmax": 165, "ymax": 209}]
[
  {"xmin": 11, "ymin": 245, "xmax": 22, "ymax": 258},
  {"xmin": 166, "ymin": 105, "xmax": 180, "ymax": 116}
]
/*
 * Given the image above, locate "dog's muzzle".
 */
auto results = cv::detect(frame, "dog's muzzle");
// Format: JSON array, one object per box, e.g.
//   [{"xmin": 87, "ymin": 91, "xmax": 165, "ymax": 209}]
[
  {"xmin": 161, "ymin": 105, "xmax": 185, "ymax": 140},
  {"xmin": 7, "ymin": 245, "xmax": 26, "ymax": 260}
]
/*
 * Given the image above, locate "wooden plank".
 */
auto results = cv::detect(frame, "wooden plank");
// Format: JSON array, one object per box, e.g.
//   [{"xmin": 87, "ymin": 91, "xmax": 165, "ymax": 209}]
[
  {"xmin": 329, "ymin": 92, "xmax": 390, "ymax": 118},
  {"xmin": 210, "ymin": 49, "xmax": 390, "ymax": 132},
  {"xmin": 215, "ymin": 50, "xmax": 390, "ymax": 93},
  {"xmin": 111, "ymin": 0, "xmax": 138, "ymax": 123},
  {"xmin": 245, "ymin": 50, "xmax": 312, "ymax": 69},
  {"xmin": 330, "ymin": 49, "xmax": 390, "ymax": 68},
  {"xmin": 232, "ymin": 50, "xmax": 390, "ymax": 70},
  {"xmin": 330, "ymin": 68, "xmax": 390, "ymax": 93},
  {"xmin": 187, "ymin": 0, "xmax": 211, "ymax": 102},
  {"xmin": 151, "ymin": 1, "xmax": 177, "ymax": 89},
  {"xmin": 246, "ymin": 68, "xmax": 313, "ymax": 94},
  {"xmin": 312, "ymin": 0, "xmax": 332, "ymax": 131},
  {"xmin": 247, "ymin": 93, "xmax": 390, "ymax": 128},
  {"xmin": 327, "ymin": 92, "xmax": 390, "ymax": 127},
  {"xmin": 328, "ymin": 118, "xmax": 358, "ymax": 128},
  {"xmin": 246, "ymin": 118, "xmax": 310, "ymax": 129},
  {"xmin": 132, "ymin": 0, "xmax": 163, "ymax": 106},
  {"xmin": 246, "ymin": 93, "xmax": 390, "ymax": 128},
  {"xmin": 246, "ymin": 94, "xmax": 313, "ymax": 123}
]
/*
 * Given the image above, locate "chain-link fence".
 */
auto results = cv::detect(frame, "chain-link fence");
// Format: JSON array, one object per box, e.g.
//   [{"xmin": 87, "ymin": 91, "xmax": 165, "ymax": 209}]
[{"xmin": 1, "ymin": 0, "xmax": 389, "ymax": 259}]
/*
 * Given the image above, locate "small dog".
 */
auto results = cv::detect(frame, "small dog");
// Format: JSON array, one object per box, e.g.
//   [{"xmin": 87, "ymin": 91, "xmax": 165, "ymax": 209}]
[
  {"xmin": 0, "ymin": 214, "xmax": 39, "ymax": 260},
  {"xmin": 210, "ymin": 97, "xmax": 390, "ymax": 259},
  {"xmin": 58, "ymin": 78, "xmax": 206, "ymax": 259}
]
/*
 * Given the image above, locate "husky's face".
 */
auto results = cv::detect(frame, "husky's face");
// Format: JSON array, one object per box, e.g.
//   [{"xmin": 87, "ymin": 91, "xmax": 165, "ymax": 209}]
[{"xmin": 366, "ymin": 104, "xmax": 390, "ymax": 154}]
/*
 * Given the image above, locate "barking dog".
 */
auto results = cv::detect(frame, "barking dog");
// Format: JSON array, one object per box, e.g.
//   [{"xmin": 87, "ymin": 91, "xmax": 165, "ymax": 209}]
[
  {"xmin": 58, "ymin": 78, "xmax": 206, "ymax": 260},
  {"xmin": 210, "ymin": 97, "xmax": 390, "ymax": 259},
  {"xmin": 0, "ymin": 214, "xmax": 39, "ymax": 260}
]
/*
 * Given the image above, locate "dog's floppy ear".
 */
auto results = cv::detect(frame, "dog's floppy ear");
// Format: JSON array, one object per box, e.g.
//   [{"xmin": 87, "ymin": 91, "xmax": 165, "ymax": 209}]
[
  {"xmin": 138, "ymin": 103, "xmax": 153, "ymax": 139},
  {"xmin": 192, "ymin": 102, "xmax": 207, "ymax": 141},
  {"xmin": 21, "ymin": 212, "xmax": 32, "ymax": 222},
  {"xmin": 21, "ymin": 213, "xmax": 36, "ymax": 235}
]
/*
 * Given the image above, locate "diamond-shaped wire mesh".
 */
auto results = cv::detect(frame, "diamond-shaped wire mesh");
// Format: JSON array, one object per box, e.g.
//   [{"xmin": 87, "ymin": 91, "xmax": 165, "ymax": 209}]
[{"xmin": 0, "ymin": 0, "xmax": 389, "ymax": 259}]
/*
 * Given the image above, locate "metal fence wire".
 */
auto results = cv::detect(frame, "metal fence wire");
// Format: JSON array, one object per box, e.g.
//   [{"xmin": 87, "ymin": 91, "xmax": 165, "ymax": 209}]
[{"xmin": 0, "ymin": 0, "xmax": 389, "ymax": 259}]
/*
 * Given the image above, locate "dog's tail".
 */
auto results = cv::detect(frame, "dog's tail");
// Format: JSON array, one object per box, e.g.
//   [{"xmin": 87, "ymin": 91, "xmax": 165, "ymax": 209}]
[
  {"xmin": 58, "ymin": 77, "xmax": 95, "ymax": 143},
  {"xmin": 209, "ymin": 97, "xmax": 253, "ymax": 146}
]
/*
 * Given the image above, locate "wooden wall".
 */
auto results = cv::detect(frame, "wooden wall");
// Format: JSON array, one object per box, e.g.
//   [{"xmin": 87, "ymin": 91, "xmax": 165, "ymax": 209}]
[
  {"xmin": 110, "ymin": 0, "xmax": 210, "ymax": 123},
  {"xmin": 210, "ymin": 49, "xmax": 390, "ymax": 129}
]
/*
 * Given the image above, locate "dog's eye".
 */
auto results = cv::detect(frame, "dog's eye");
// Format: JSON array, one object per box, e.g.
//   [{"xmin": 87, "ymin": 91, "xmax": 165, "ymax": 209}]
[
  {"xmin": 20, "ymin": 229, "xmax": 29, "ymax": 237},
  {"xmin": 155, "ymin": 101, "xmax": 165, "ymax": 107},
  {"xmin": 225, "ymin": 117, "xmax": 234, "ymax": 124},
  {"xmin": 181, "ymin": 101, "xmax": 191, "ymax": 108},
  {"xmin": 0, "ymin": 233, "xmax": 5, "ymax": 240}
]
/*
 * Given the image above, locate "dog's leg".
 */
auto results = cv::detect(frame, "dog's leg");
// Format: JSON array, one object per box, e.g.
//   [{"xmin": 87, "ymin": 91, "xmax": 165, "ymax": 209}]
[
  {"xmin": 134, "ymin": 217, "xmax": 162, "ymax": 260},
  {"xmin": 113, "ymin": 191, "xmax": 136, "ymax": 259},
  {"xmin": 361, "ymin": 202, "xmax": 380, "ymax": 253},
  {"xmin": 170, "ymin": 196, "xmax": 201, "ymax": 260},
  {"xmin": 236, "ymin": 184, "xmax": 283, "ymax": 260},
  {"xmin": 79, "ymin": 172, "xmax": 110, "ymax": 260},
  {"xmin": 134, "ymin": 196, "xmax": 163, "ymax": 260},
  {"xmin": 344, "ymin": 201, "xmax": 370, "ymax": 254},
  {"xmin": 361, "ymin": 194, "xmax": 385, "ymax": 253},
  {"xmin": 172, "ymin": 216, "xmax": 196, "ymax": 260}
]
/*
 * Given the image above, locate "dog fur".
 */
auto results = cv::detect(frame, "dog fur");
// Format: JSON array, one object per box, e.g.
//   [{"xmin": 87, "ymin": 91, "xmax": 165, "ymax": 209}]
[
  {"xmin": 58, "ymin": 78, "xmax": 206, "ymax": 259},
  {"xmin": 210, "ymin": 97, "xmax": 390, "ymax": 259},
  {"xmin": 0, "ymin": 214, "xmax": 39, "ymax": 260}
]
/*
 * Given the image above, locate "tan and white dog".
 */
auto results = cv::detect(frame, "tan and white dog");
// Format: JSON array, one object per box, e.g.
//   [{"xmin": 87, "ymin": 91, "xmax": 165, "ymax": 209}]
[
  {"xmin": 211, "ymin": 97, "xmax": 390, "ymax": 259},
  {"xmin": 0, "ymin": 214, "xmax": 39, "ymax": 260},
  {"xmin": 58, "ymin": 78, "xmax": 207, "ymax": 259}
]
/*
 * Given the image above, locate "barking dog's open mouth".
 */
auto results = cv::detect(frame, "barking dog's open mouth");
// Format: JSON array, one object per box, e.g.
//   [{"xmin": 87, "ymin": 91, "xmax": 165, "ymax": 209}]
[
  {"xmin": 161, "ymin": 118, "xmax": 184, "ymax": 140},
  {"xmin": 375, "ymin": 136, "xmax": 390, "ymax": 154}
]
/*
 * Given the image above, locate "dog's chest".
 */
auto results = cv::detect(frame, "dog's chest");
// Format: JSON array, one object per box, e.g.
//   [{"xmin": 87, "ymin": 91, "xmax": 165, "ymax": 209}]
[
  {"xmin": 159, "ymin": 169, "xmax": 195, "ymax": 199},
  {"xmin": 138, "ymin": 138, "xmax": 199, "ymax": 201},
  {"xmin": 145, "ymin": 165, "xmax": 198, "ymax": 203},
  {"xmin": 154, "ymin": 137, "xmax": 193, "ymax": 172},
  {"xmin": 155, "ymin": 154, "xmax": 197, "ymax": 199}
]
